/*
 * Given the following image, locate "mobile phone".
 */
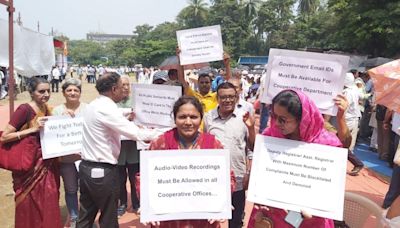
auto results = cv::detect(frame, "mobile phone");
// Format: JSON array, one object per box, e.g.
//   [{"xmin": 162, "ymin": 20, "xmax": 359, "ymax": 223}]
[{"xmin": 284, "ymin": 210, "xmax": 303, "ymax": 228}]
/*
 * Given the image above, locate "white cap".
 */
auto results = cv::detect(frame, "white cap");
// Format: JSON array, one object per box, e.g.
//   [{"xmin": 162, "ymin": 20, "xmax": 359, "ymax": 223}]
[
  {"xmin": 242, "ymin": 70, "xmax": 248, "ymax": 75},
  {"xmin": 344, "ymin": 73, "xmax": 355, "ymax": 88}
]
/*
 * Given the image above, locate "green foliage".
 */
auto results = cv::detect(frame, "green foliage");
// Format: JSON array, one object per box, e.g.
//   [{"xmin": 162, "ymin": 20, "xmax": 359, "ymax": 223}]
[
  {"xmin": 68, "ymin": 0, "xmax": 399, "ymax": 67},
  {"xmin": 69, "ymin": 40, "xmax": 106, "ymax": 65}
]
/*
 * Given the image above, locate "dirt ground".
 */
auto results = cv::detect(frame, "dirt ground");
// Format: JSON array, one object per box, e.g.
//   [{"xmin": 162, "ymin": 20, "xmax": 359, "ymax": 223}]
[{"xmin": 0, "ymin": 74, "xmax": 114, "ymax": 228}]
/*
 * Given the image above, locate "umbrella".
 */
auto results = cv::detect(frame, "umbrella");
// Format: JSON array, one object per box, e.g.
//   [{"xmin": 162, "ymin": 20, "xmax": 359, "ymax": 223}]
[
  {"xmin": 359, "ymin": 57, "xmax": 393, "ymax": 68},
  {"xmin": 159, "ymin": 56, "xmax": 209, "ymax": 70},
  {"xmin": 368, "ymin": 59, "xmax": 400, "ymax": 113}
]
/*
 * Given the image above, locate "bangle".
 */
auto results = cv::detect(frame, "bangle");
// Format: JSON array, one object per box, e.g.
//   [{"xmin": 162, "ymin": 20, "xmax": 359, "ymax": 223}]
[{"xmin": 17, "ymin": 132, "xmax": 21, "ymax": 140}]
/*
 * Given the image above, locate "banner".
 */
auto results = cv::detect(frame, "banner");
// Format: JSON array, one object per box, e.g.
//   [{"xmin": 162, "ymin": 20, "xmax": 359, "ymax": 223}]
[
  {"xmin": 247, "ymin": 135, "xmax": 347, "ymax": 221},
  {"xmin": 0, "ymin": 19, "xmax": 55, "ymax": 77},
  {"xmin": 177, "ymin": 25, "xmax": 223, "ymax": 65},
  {"xmin": 132, "ymin": 83, "xmax": 182, "ymax": 127},
  {"xmin": 40, "ymin": 116, "xmax": 83, "ymax": 159},
  {"xmin": 261, "ymin": 49, "xmax": 349, "ymax": 115},
  {"xmin": 140, "ymin": 149, "xmax": 232, "ymax": 223}
]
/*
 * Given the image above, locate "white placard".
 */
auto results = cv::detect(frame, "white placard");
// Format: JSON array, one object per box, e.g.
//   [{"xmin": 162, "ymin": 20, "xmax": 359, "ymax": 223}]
[
  {"xmin": 247, "ymin": 135, "xmax": 347, "ymax": 221},
  {"xmin": 132, "ymin": 84, "xmax": 182, "ymax": 128},
  {"xmin": 40, "ymin": 116, "xmax": 83, "ymax": 159},
  {"xmin": 140, "ymin": 149, "xmax": 232, "ymax": 223},
  {"xmin": 392, "ymin": 112, "xmax": 400, "ymax": 136},
  {"xmin": 177, "ymin": 25, "xmax": 223, "ymax": 65},
  {"xmin": 261, "ymin": 49, "xmax": 349, "ymax": 115}
]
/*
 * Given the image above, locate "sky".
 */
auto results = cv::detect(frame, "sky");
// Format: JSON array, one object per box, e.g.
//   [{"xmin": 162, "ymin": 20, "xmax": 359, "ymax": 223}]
[{"xmin": 0, "ymin": 0, "xmax": 191, "ymax": 40}]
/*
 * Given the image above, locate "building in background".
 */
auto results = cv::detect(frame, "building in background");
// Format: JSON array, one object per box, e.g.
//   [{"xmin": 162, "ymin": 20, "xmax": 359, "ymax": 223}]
[{"xmin": 86, "ymin": 33, "xmax": 134, "ymax": 43}]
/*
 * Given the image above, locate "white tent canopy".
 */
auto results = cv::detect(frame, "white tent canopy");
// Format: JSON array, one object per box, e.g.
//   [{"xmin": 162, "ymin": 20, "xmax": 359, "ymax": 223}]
[{"xmin": 0, "ymin": 18, "xmax": 55, "ymax": 77}]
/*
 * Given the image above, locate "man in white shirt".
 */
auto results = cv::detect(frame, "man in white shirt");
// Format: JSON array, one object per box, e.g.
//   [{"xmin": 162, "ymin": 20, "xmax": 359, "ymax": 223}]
[
  {"xmin": 78, "ymin": 72, "xmax": 162, "ymax": 227},
  {"xmin": 51, "ymin": 66, "xmax": 61, "ymax": 92},
  {"xmin": 343, "ymin": 73, "xmax": 364, "ymax": 175}
]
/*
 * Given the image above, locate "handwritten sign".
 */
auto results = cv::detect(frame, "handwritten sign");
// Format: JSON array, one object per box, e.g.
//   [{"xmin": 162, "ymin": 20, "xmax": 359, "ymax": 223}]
[
  {"xmin": 40, "ymin": 116, "xmax": 83, "ymax": 159},
  {"xmin": 140, "ymin": 149, "xmax": 232, "ymax": 223},
  {"xmin": 247, "ymin": 135, "xmax": 347, "ymax": 221},
  {"xmin": 261, "ymin": 49, "xmax": 349, "ymax": 115},
  {"xmin": 177, "ymin": 25, "xmax": 223, "ymax": 65},
  {"xmin": 132, "ymin": 83, "xmax": 182, "ymax": 127}
]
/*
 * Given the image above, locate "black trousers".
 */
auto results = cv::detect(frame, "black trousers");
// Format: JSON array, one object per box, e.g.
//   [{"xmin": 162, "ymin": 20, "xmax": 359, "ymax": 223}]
[
  {"xmin": 51, "ymin": 79, "xmax": 59, "ymax": 92},
  {"xmin": 348, "ymin": 149, "xmax": 364, "ymax": 167},
  {"xmin": 77, "ymin": 160, "xmax": 119, "ymax": 228},
  {"xmin": 229, "ymin": 190, "xmax": 246, "ymax": 228},
  {"xmin": 118, "ymin": 163, "xmax": 140, "ymax": 209}
]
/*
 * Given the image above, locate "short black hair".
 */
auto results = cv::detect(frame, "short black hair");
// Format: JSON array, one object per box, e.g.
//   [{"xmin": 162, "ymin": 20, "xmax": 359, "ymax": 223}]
[
  {"xmin": 216, "ymin": 82, "xmax": 236, "ymax": 96},
  {"xmin": 95, "ymin": 72, "xmax": 120, "ymax": 93},
  {"xmin": 272, "ymin": 90, "xmax": 302, "ymax": 122},
  {"xmin": 198, "ymin": 73, "xmax": 212, "ymax": 81},
  {"xmin": 172, "ymin": 95, "xmax": 204, "ymax": 120}
]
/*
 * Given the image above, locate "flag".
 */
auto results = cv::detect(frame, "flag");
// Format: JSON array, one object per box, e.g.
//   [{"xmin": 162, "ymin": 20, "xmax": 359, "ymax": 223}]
[
  {"xmin": 53, "ymin": 39, "xmax": 64, "ymax": 49},
  {"xmin": 63, "ymin": 41, "xmax": 68, "ymax": 56}
]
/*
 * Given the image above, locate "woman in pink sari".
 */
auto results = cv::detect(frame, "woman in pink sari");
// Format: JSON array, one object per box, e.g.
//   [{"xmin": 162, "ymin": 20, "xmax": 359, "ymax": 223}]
[
  {"xmin": 139, "ymin": 96, "xmax": 235, "ymax": 228},
  {"xmin": 248, "ymin": 89, "xmax": 342, "ymax": 228},
  {"xmin": 0, "ymin": 77, "xmax": 61, "ymax": 228}
]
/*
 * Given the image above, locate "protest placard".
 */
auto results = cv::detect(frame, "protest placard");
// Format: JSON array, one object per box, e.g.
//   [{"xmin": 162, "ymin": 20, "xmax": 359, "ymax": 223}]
[
  {"xmin": 140, "ymin": 149, "xmax": 232, "ymax": 223},
  {"xmin": 177, "ymin": 25, "xmax": 223, "ymax": 65},
  {"xmin": 40, "ymin": 116, "xmax": 83, "ymax": 159},
  {"xmin": 261, "ymin": 48, "xmax": 349, "ymax": 115},
  {"xmin": 247, "ymin": 135, "xmax": 348, "ymax": 221},
  {"xmin": 132, "ymin": 83, "xmax": 182, "ymax": 127}
]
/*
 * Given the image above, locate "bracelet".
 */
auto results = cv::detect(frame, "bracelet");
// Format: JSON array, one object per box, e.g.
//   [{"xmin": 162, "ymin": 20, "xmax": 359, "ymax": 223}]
[{"xmin": 17, "ymin": 132, "xmax": 21, "ymax": 140}]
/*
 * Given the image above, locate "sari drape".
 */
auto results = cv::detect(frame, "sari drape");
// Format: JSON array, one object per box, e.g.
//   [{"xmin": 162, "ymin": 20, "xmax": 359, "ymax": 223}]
[
  {"xmin": 8, "ymin": 103, "xmax": 61, "ymax": 228},
  {"xmin": 248, "ymin": 90, "xmax": 342, "ymax": 228}
]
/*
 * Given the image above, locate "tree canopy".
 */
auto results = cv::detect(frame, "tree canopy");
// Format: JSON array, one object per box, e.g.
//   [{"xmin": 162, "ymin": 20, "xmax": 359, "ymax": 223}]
[{"xmin": 68, "ymin": 0, "xmax": 400, "ymax": 66}]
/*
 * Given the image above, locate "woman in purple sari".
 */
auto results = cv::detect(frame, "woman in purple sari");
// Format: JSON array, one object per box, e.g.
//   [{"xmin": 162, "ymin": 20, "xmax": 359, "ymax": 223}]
[{"xmin": 248, "ymin": 89, "xmax": 342, "ymax": 228}]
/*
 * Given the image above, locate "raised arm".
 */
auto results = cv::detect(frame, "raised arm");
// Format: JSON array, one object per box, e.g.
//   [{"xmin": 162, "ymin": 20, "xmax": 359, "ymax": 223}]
[
  {"xmin": 223, "ymin": 52, "xmax": 231, "ymax": 81},
  {"xmin": 176, "ymin": 47, "xmax": 189, "ymax": 93}
]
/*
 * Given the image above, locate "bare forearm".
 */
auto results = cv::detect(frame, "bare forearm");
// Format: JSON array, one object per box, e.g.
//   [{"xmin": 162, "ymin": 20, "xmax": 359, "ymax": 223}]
[{"xmin": 0, "ymin": 126, "xmax": 37, "ymax": 144}]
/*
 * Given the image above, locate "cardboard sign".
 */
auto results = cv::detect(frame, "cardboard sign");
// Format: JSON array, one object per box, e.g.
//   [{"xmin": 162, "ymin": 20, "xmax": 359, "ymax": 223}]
[
  {"xmin": 261, "ymin": 49, "xmax": 349, "ymax": 115},
  {"xmin": 132, "ymin": 84, "xmax": 182, "ymax": 127},
  {"xmin": 177, "ymin": 25, "xmax": 223, "ymax": 65},
  {"xmin": 40, "ymin": 116, "xmax": 83, "ymax": 159},
  {"xmin": 140, "ymin": 149, "xmax": 232, "ymax": 223},
  {"xmin": 247, "ymin": 135, "xmax": 347, "ymax": 221}
]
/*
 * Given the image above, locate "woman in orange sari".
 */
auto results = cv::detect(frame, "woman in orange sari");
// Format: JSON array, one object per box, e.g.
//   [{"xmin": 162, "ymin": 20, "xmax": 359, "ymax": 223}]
[
  {"xmin": 139, "ymin": 96, "xmax": 235, "ymax": 228},
  {"xmin": 0, "ymin": 77, "xmax": 61, "ymax": 228}
]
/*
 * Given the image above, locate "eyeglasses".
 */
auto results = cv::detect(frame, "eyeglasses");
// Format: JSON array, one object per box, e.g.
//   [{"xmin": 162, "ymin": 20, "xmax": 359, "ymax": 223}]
[
  {"xmin": 218, "ymin": 95, "xmax": 236, "ymax": 101},
  {"xmin": 270, "ymin": 112, "xmax": 297, "ymax": 125}
]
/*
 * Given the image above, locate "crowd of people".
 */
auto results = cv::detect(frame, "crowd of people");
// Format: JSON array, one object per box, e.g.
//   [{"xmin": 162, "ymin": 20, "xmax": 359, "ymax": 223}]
[{"xmin": 0, "ymin": 49, "xmax": 399, "ymax": 228}]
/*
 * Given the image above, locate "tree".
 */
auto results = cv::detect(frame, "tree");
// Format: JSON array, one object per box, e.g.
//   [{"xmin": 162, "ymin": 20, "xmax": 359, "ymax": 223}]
[
  {"xmin": 327, "ymin": 0, "xmax": 400, "ymax": 57},
  {"xmin": 69, "ymin": 40, "xmax": 106, "ymax": 65},
  {"xmin": 298, "ymin": 0, "xmax": 320, "ymax": 17},
  {"xmin": 177, "ymin": 0, "xmax": 209, "ymax": 28}
]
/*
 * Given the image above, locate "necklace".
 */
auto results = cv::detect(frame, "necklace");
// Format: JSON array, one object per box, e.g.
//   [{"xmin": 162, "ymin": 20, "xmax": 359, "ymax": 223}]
[{"xmin": 178, "ymin": 132, "xmax": 199, "ymax": 149}]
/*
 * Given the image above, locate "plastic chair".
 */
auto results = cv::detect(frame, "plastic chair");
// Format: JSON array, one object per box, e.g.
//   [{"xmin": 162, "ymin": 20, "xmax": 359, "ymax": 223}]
[{"xmin": 343, "ymin": 191, "xmax": 387, "ymax": 228}]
